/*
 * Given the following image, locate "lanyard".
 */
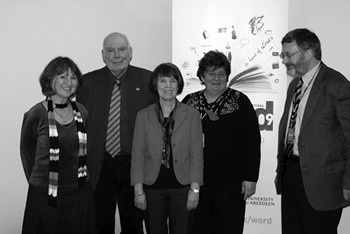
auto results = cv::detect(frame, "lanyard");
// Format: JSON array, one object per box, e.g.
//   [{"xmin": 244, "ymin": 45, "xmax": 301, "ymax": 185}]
[
  {"xmin": 295, "ymin": 64, "xmax": 321, "ymax": 103},
  {"xmin": 286, "ymin": 64, "xmax": 321, "ymax": 144}
]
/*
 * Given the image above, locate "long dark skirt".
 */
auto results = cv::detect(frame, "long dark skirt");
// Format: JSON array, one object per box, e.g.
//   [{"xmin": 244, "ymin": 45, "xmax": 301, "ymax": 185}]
[{"xmin": 22, "ymin": 183, "xmax": 97, "ymax": 234}]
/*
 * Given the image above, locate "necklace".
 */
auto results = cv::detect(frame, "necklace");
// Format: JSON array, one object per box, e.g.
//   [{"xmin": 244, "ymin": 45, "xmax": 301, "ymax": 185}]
[
  {"xmin": 54, "ymin": 106, "xmax": 73, "ymax": 124},
  {"xmin": 160, "ymin": 100, "xmax": 176, "ymax": 117}
]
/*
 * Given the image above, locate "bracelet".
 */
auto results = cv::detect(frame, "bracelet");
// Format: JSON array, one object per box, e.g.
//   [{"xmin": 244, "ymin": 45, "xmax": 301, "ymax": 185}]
[
  {"xmin": 190, "ymin": 188, "xmax": 200, "ymax": 193},
  {"xmin": 136, "ymin": 192, "xmax": 145, "ymax": 196}
]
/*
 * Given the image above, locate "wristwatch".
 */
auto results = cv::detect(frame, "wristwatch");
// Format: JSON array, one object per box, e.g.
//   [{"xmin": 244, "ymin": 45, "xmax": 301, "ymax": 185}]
[{"xmin": 190, "ymin": 188, "xmax": 200, "ymax": 193}]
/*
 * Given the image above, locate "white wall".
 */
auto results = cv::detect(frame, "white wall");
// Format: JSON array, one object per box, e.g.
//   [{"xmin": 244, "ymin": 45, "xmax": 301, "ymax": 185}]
[
  {"xmin": 0, "ymin": 0, "xmax": 171, "ymax": 233},
  {"xmin": 289, "ymin": 0, "xmax": 350, "ymax": 79},
  {"xmin": 288, "ymin": 0, "xmax": 350, "ymax": 232}
]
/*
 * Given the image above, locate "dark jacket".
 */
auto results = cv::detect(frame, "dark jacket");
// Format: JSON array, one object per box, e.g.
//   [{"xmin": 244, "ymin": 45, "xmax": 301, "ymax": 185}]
[
  {"xmin": 76, "ymin": 65, "xmax": 155, "ymax": 189},
  {"xmin": 276, "ymin": 62, "xmax": 350, "ymax": 211}
]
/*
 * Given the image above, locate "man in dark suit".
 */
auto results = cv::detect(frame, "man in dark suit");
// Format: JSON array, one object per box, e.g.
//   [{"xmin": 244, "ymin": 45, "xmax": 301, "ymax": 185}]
[
  {"xmin": 76, "ymin": 32, "xmax": 155, "ymax": 234},
  {"xmin": 275, "ymin": 28, "xmax": 350, "ymax": 234}
]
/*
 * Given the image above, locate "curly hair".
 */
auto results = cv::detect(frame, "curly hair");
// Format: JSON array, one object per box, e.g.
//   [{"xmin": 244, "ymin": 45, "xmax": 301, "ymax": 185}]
[{"xmin": 196, "ymin": 50, "xmax": 231, "ymax": 85}]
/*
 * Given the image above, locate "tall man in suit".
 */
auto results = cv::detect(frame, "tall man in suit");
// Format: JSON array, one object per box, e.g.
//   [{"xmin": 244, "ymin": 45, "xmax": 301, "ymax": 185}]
[
  {"xmin": 275, "ymin": 28, "xmax": 350, "ymax": 234},
  {"xmin": 76, "ymin": 32, "xmax": 155, "ymax": 234}
]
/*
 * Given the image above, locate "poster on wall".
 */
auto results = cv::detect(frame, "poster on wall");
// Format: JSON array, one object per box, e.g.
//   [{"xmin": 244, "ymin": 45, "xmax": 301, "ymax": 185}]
[{"xmin": 173, "ymin": 0, "xmax": 288, "ymax": 233}]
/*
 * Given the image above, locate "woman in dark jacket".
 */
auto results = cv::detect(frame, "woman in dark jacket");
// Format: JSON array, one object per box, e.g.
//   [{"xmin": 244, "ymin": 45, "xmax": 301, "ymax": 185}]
[{"xmin": 182, "ymin": 51, "xmax": 261, "ymax": 234}]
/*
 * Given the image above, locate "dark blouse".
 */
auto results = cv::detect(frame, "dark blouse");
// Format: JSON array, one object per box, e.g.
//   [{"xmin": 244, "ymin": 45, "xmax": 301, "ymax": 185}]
[
  {"xmin": 144, "ymin": 150, "xmax": 185, "ymax": 189},
  {"xmin": 20, "ymin": 102, "xmax": 88, "ymax": 189},
  {"xmin": 182, "ymin": 88, "xmax": 261, "ymax": 186}
]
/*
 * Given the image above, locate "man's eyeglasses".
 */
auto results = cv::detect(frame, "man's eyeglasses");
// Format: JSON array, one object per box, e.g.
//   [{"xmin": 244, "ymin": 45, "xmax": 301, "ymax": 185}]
[{"xmin": 279, "ymin": 50, "xmax": 301, "ymax": 60}]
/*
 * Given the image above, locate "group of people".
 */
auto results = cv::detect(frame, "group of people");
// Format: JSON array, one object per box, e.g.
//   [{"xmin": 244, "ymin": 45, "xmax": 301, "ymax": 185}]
[{"xmin": 19, "ymin": 28, "xmax": 350, "ymax": 234}]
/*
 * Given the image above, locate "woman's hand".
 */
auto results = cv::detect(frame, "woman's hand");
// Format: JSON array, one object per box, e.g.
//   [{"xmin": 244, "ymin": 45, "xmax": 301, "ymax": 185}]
[
  {"xmin": 134, "ymin": 192, "xmax": 147, "ymax": 210},
  {"xmin": 187, "ymin": 183, "xmax": 200, "ymax": 210},
  {"xmin": 134, "ymin": 183, "xmax": 147, "ymax": 210},
  {"xmin": 241, "ymin": 181, "xmax": 256, "ymax": 200}
]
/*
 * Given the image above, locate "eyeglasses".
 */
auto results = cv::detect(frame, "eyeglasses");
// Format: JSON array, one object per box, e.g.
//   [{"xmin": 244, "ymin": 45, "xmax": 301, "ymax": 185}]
[{"xmin": 279, "ymin": 50, "xmax": 301, "ymax": 60}]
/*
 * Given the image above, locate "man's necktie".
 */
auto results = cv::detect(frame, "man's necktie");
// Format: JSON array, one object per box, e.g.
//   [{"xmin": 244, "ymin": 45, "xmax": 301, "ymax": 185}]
[
  {"xmin": 284, "ymin": 77, "xmax": 303, "ymax": 158},
  {"xmin": 105, "ymin": 80, "xmax": 121, "ymax": 157}
]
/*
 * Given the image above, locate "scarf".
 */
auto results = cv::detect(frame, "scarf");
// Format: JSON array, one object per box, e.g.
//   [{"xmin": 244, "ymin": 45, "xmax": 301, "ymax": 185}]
[
  {"xmin": 47, "ymin": 96, "xmax": 87, "ymax": 207},
  {"xmin": 196, "ymin": 89, "xmax": 240, "ymax": 121},
  {"xmin": 156, "ymin": 100, "xmax": 177, "ymax": 168}
]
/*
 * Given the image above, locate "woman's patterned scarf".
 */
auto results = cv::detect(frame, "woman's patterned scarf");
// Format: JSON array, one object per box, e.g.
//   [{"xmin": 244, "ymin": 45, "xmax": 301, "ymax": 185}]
[
  {"xmin": 185, "ymin": 88, "xmax": 240, "ymax": 121},
  {"xmin": 156, "ymin": 100, "xmax": 177, "ymax": 168},
  {"xmin": 47, "ymin": 96, "xmax": 87, "ymax": 207}
]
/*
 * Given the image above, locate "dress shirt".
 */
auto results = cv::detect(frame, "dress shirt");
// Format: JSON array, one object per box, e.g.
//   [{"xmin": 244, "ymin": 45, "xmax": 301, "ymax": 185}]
[{"xmin": 286, "ymin": 61, "xmax": 321, "ymax": 156}]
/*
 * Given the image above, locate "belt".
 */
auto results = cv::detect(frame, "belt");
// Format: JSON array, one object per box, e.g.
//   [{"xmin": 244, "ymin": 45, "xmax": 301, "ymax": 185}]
[{"xmin": 104, "ymin": 151, "xmax": 131, "ymax": 159}]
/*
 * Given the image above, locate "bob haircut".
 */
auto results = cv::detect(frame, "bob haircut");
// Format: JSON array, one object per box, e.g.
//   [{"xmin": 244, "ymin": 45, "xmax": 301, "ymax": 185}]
[
  {"xmin": 39, "ymin": 56, "xmax": 83, "ymax": 97},
  {"xmin": 197, "ymin": 50, "xmax": 231, "ymax": 85},
  {"xmin": 281, "ymin": 28, "xmax": 322, "ymax": 60},
  {"xmin": 149, "ymin": 63, "xmax": 184, "ymax": 96}
]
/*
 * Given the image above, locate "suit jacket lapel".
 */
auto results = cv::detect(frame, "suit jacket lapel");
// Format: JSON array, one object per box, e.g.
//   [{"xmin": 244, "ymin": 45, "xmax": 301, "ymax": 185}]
[
  {"xmin": 100, "ymin": 67, "xmax": 116, "ymax": 125},
  {"xmin": 174, "ymin": 101, "xmax": 187, "ymax": 133},
  {"xmin": 148, "ymin": 104, "xmax": 163, "ymax": 136},
  {"xmin": 300, "ymin": 63, "xmax": 326, "ymax": 133}
]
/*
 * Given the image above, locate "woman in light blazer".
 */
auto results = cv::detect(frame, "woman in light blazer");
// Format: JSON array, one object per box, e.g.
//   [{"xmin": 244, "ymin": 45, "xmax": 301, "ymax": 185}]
[{"xmin": 131, "ymin": 63, "xmax": 203, "ymax": 234}]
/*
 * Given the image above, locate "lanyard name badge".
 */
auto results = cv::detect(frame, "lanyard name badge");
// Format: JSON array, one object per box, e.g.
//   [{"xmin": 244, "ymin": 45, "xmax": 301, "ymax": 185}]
[{"xmin": 287, "ymin": 127, "xmax": 295, "ymax": 144}]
